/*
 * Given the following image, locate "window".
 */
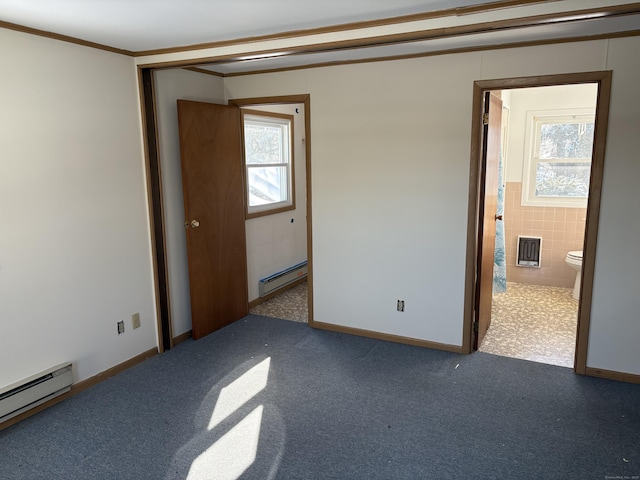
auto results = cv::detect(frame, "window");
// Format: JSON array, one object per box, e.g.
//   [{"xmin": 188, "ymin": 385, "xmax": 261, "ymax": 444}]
[
  {"xmin": 522, "ymin": 109, "xmax": 595, "ymax": 207},
  {"xmin": 242, "ymin": 110, "xmax": 294, "ymax": 218}
]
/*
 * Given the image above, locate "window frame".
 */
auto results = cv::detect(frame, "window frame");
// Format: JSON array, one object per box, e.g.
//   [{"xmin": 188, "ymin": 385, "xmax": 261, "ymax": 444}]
[
  {"xmin": 241, "ymin": 109, "xmax": 295, "ymax": 219},
  {"xmin": 521, "ymin": 108, "xmax": 595, "ymax": 208}
]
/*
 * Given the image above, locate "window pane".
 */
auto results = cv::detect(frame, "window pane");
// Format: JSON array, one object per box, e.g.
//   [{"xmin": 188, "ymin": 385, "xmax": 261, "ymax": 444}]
[
  {"xmin": 535, "ymin": 162, "xmax": 591, "ymax": 197},
  {"xmin": 248, "ymin": 166, "xmax": 288, "ymax": 206},
  {"xmin": 538, "ymin": 122, "xmax": 594, "ymax": 159},
  {"xmin": 244, "ymin": 123, "xmax": 285, "ymax": 165}
]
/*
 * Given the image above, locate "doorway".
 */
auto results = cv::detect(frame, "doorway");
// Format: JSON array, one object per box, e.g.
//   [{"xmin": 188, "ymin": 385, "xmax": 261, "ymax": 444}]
[
  {"xmin": 479, "ymin": 84, "xmax": 598, "ymax": 368},
  {"xmin": 463, "ymin": 71, "xmax": 612, "ymax": 375},
  {"xmin": 229, "ymin": 97, "xmax": 312, "ymax": 325},
  {"xmin": 139, "ymin": 67, "xmax": 314, "ymax": 350}
]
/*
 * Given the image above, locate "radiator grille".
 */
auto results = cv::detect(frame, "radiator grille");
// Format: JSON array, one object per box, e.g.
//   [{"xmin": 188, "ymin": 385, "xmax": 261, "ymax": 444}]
[
  {"xmin": 259, "ymin": 261, "xmax": 307, "ymax": 297},
  {"xmin": 0, "ymin": 363, "xmax": 73, "ymax": 422}
]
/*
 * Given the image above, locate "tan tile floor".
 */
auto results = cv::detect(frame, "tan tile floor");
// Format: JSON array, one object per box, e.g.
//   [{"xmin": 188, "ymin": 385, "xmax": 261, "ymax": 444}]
[
  {"xmin": 251, "ymin": 281, "xmax": 578, "ymax": 368},
  {"xmin": 249, "ymin": 281, "xmax": 308, "ymax": 323},
  {"xmin": 479, "ymin": 282, "xmax": 578, "ymax": 368}
]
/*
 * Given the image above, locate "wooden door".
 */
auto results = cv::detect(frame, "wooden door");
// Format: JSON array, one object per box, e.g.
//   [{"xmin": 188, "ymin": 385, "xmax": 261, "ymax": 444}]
[
  {"xmin": 177, "ymin": 100, "xmax": 248, "ymax": 340},
  {"xmin": 475, "ymin": 92, "xmax": 502, "ymax": 349}
]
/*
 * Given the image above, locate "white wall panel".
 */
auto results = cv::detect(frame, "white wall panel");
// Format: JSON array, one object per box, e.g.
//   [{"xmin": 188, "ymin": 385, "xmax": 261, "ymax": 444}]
[
  {"xmin": 586, "ymin": 37, "xmax": 640, "ymax": 374},
  {"xmin": 0, "ymin": 28, "xmax": 155, "ymax": 386}
]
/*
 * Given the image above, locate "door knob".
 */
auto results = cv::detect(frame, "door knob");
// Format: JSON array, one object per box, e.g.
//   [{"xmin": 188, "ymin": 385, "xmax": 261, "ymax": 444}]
[
  {"xmin": 495, "ymin": 214, "xmax": 503, "ymax": 221},
  {"xmin": 184, "ymin": 219, "xmax": 200, "ymax": 228}
]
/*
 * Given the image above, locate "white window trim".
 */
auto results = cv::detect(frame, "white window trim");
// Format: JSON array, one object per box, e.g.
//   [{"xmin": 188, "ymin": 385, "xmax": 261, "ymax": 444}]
[
  {"xmin": 521, "ymin": 108, "xmax": 595, "ymax": 208},
  {"xmin": 242, "ymin": 111, "xmax": 294, "ymax": 218}
]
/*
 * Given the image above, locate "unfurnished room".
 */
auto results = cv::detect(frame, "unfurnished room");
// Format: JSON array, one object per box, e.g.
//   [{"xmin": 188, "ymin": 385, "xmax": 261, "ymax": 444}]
[{"xmin": 1, "ymin": 1, "xmax": 640, "ymax": 478}]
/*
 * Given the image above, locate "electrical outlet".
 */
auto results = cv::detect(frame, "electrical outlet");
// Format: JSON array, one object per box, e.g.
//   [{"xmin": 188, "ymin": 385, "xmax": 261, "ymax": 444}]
[
  {"xmin": 397, "ymin": 300, "xmax": 405, "ymax": 312},
  {"xmin": 117, "ymin": 321, "xmax": 125, "ymax": 334},
  {"xmin": 131, "ymin": 312, "xmax": 141, "ymax": 329}
]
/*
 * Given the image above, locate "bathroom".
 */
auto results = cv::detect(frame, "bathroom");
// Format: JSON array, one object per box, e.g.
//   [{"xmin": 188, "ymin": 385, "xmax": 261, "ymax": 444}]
[{"xmin": 478, "ymin": 83, "xmax": 598, "ymax": 368}]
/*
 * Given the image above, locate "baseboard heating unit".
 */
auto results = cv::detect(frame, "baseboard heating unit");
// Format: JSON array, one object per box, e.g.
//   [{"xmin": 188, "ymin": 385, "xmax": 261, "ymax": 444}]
[
  {"xmin": 0, "ymin": 363, "xmax": 73, "ymax": 422},
  {"xmin": 259, "ymin": 261, "xmax": 308, "ymax": 297}
]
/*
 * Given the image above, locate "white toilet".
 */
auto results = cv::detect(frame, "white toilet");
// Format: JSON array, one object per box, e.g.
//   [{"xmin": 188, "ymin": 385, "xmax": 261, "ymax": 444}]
[{"xmin": 565, "ymin": 250, "xmax": 583, "ymax": 300}]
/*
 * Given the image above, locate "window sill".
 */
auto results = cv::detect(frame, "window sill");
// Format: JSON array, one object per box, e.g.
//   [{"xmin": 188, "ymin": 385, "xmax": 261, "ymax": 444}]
[{"xmin": 246, "ymin": 202, "xmax": 295, "ymax": 219}]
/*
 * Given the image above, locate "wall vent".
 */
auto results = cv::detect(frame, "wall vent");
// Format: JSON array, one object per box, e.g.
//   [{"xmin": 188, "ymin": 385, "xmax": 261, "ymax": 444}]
[
  {"xmin": 0, "ymin": 363, "xmax": 73, "ymax": 422},
  {"xmin": 259, "ymin": 261, "xmax": 307, "ymax": 297},
  {"xmin": 517, "ymin": 236, "xmax": 542, "ymax": 267}
]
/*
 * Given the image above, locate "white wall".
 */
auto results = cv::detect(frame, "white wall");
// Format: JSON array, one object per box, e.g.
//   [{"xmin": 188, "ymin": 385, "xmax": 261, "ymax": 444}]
[
  {"xmin": 224, "ymin": 38, "xmax": 640, "ymax": 374},
  {"xmin": 0, "ymin": 28, "xmax": 156, "ymax": 387},
  {"xmin": 587, "ymin": 37, "xmax": 640, "ymax": 374},
  {"xmin": 242, "ymin": 104, "xmax": 308, "ymax": 302},
  {"xmin": 504, "ymin": 84, "xmax": 598, "ymax": 183},
  {"xmin": 226, "ymin": 57, "xmax": 479, "ymax": 346},
  {"xmin": 153, "ymin": 68, "xmax": 225, "ymax": 336}
]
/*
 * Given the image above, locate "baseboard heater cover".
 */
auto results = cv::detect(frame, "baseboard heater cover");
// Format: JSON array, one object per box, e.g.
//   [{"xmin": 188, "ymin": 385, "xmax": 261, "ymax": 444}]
[
  {"xmin": 0, "ymin": 363, "xmax": 73, "ymax": 422},
  {"xmin": 517, "ymin": 236, "xmax": 542, "ymax": 267},
  {"xmin": 259, "ymin": 261, "xmax": 308, "ymax": 297}
]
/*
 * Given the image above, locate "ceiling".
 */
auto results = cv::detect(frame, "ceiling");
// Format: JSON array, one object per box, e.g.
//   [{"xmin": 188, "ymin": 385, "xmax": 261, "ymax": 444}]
[
  {"xmin": 0, "ymin": 0, "xmax": 509, "ymax": 51},
  {"xmin": 2, "ymin": 0, "xmax": 640, "ymax": 75}
]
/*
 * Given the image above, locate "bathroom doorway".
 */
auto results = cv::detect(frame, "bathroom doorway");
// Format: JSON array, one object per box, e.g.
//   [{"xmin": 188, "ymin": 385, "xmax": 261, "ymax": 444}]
[
  {"xmin": 464, "ymin": 71, "xmax": 612, "ymax": 375},
  {"xmin": 479, "ymin": 83, "xmax": 597, "ymax": 367}
]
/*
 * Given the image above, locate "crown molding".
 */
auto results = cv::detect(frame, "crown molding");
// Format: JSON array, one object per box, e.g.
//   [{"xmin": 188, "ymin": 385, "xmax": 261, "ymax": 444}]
[{"xmin": 0, "ymin": 20, "xmax": 134, "ymax": 56}]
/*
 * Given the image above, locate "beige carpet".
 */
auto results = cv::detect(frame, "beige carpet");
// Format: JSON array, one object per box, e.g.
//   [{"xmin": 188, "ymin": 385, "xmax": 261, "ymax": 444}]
[{"xmin": 479, "ymin": 282, "xmax": 578, "ymax": 368}]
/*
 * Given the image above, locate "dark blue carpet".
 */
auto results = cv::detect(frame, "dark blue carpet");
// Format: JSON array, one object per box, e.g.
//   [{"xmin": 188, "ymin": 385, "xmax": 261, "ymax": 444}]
[{"xmin": 1, "ymin": 315, "xmax": 638, "ymax": 479}]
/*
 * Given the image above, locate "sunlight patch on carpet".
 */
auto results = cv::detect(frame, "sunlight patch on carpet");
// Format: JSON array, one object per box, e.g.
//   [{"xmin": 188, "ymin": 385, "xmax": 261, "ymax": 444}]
[
  {"xmin": 187, "ymin": 405, "xmax": 264, "ymax": 480},
  {"xmin": 208, "ymin": 357, "xmax": 270, "ymax": 430}
]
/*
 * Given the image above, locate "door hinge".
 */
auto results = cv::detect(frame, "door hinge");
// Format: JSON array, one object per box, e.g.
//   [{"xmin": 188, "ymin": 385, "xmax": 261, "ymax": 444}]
[{"xmin": 482, "ymin": 112, "xmax": 489, "ymax": 125}]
